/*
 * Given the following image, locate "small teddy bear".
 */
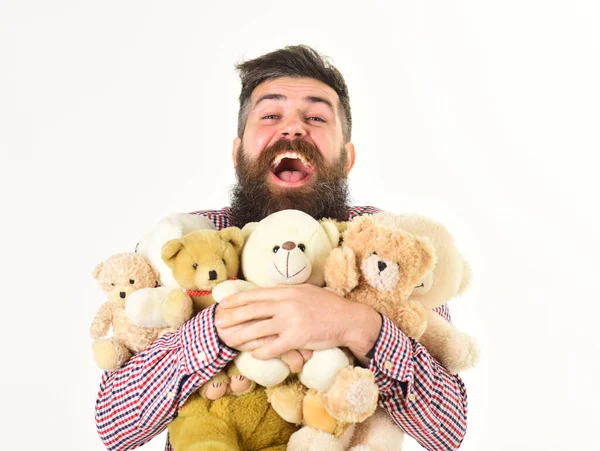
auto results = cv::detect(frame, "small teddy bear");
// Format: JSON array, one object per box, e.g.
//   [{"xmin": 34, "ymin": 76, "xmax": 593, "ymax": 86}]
[
  {"xmin": 324, "ymin": 214, "xmax": 437, "ymax": 341},
  {"xmin": 89, "ymin": 253, "xmax": 163, "ymax": 370}
]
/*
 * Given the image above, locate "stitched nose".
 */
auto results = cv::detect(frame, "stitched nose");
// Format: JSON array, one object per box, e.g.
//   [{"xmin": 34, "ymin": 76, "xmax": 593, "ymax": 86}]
[
  {"xmin": 377, "ymin": 261, "xmax": 387, "ymax": 272},
  {"xmin": 209, "ymin": 270, "xmax": 217, "ymax": 281},
  {"xmin": 282, "ymin": 241, "xmax": 296, "ymax": 251},
  {"xmin": 120, "ymin": 292, "xmax": 126, "ymax": 299}
]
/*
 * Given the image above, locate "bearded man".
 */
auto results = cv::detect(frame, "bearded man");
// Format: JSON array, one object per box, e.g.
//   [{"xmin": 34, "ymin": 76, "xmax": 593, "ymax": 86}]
[{"xmin": 95, "ymin": 45, "xmax": 468, "ymax": 451}]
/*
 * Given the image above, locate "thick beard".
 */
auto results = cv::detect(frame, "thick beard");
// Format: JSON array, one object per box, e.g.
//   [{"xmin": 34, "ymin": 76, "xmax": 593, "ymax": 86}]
[{"xmin": 229, "ymin": 137, "xmax": 351, "ymax": 227}]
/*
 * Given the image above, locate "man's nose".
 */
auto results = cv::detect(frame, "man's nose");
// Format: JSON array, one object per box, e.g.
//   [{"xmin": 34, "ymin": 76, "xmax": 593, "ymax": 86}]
[{"xmin": 280, "ymin": 117, "xmax": 306, "ymax": 139}]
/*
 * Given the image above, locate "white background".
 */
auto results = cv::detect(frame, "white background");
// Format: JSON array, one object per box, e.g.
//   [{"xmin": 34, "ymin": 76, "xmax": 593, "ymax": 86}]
[{"xmin": 2, "ymin": 1, "xmax": 599, "ymax": 450}]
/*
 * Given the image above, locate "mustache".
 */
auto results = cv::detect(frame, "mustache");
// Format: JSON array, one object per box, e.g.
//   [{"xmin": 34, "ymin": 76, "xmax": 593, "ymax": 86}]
[
  {"xmin": 255, "ymin": 137, "xmax": 325, "ymax": 170},
  {"xmin": 229, "ymin": 138, "xmax": 350, "ymax": 227}
]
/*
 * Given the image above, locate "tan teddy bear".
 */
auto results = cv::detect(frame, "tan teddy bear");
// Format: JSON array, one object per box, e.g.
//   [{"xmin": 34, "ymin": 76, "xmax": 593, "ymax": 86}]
[
  {"xmin": 347, "ymin": 213, "xmax": 479, "ymax": 451},
  {"xmin": 89, "ymin": 253, "xmax": 163, "ymax": 370},
  {"xmin": 324, "ymin": 214, "xmax": 437, "ymax": 340}
]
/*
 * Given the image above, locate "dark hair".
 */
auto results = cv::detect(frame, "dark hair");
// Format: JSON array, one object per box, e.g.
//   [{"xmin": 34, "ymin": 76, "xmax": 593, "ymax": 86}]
[{"xmin": 235, "ymin": 45, "xmax": 352, "ymax": 142}]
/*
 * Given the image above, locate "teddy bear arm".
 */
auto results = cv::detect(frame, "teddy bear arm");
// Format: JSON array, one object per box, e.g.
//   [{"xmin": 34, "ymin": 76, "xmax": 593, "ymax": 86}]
[
  {"xmin": 324, "ymin": 247, "xmax": 360, "ymax": 295},
  {"xmin": 391, "ymin": 300, "xmax": 428, "ymax": 340},
  {"xmin": 90, "ymin": 302, "xmax": 113, "ymax": 339},
  {"xmin": 211, "ymin": 280, "xmax": 258, "ymax": 303},
  {"xmin": 420, "ymin": 310, "xmax": 480, "ymax": 373}
]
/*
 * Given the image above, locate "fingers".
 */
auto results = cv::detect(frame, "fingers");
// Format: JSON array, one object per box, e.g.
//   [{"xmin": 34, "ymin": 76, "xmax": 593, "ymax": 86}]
[
  {"xmin": 279, "ymin": 350, "xmax": 305, "ymax": 374},
  {"xmin": 235, "ymin": 335, "xmax": 277, "ymax": 352},
  {"xmin": 216, "ymin": 302, "xmax": 276, "ymax": 328},
  {"xmin": 252, "ymin": 335, "xmax": 293, "ymax": 361},
  {"xmin": 220, "ymin": 287, "xmax": 293, "ymax": 309},
  {"xmin": 299, "ymin": 349, "xmax": 313, "ymax": 362},
  {"xmin": 219, "ymin": 319, "xmax": 280, "ymax": 348}
]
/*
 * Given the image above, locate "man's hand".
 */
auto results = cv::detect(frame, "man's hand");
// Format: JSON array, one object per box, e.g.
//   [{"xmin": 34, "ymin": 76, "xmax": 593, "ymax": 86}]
[{"xmin": 214, "ymin": 284, "xmax": 382, "ymax": 366}]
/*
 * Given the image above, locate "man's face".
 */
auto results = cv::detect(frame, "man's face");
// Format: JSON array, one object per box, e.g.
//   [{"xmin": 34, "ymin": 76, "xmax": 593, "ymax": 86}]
[{"xmin": 229, "ymin": 77, "xmax": 356, "ymax": 226}]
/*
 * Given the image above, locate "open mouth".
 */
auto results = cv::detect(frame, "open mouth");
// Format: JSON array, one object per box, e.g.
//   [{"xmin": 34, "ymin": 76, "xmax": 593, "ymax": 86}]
[{"xmin": 270, "ymin": 151, "xmax": 314, "ymax": 185}]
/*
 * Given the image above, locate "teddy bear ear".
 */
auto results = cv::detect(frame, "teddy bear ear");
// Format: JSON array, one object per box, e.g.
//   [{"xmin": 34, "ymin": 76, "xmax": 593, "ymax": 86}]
[
  {"xmin": 161, "ymin": 238, "xmax": 183, "ymax": 269},
  {"xmin": 92, "ymin": 261, "xmax": 104, "ymax": 280},
  {"xmin": 241, "ymin": 222, "xmax": 258, "ymax": 240},
  {"xmin": 219, "ymin": 227, "xmax": 245, "ymax": 254},
  {"xmin": 457, "ymin": 257, "xmax": 472, "ymax": 295},
  {"xmin": 147, "ymin": 260, "xmax": 161, "ymax": 286},
  {"xmin": 416, "ymin": 236, "xmax": 437, "ymax": 273},
  {"xmin": 320, "ymin": 219, "xmax": 341, "ymax": 248}
]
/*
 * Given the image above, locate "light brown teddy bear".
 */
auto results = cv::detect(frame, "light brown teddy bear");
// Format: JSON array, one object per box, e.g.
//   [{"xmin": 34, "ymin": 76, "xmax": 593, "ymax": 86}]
[
  {"xmin": 324, "ymin": 214, "xmax": 437, "ymax": 340},
  {"xmin": 90, "ymin": 253, "xmax": 163, "ymax": 370},
  {"xmin": 347, "ymin": 213, "xmax": 479, "ymax": 451}
]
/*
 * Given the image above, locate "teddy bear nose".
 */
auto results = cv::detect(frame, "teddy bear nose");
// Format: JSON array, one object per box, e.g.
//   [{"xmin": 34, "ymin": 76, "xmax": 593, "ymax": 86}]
[
  {"xmin": 377, "ymin": 261, "xmax": 387, "ymax": 272},
  {"xmin": 282, "ymin": 241, "xmax": 296, "ymax": 251},
  {"xmin": 120, "ymin": 292, "xmax": 126, "ymax": 299},
  {"xmin": 209, "ymin": 270, "xmax": 218, "ymax": 281}
]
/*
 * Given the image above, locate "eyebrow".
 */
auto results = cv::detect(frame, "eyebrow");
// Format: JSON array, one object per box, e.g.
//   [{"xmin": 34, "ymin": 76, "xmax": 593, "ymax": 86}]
[{"xmin": 254, "ymin": 94, "xmax": 334, "ymax": 112}]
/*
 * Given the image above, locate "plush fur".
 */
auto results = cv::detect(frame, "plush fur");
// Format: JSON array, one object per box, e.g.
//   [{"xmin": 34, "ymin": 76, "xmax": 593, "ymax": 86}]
[
  {"xmin": 89, "ymin": 253, "xmax": 164, "ymax": 370},
  {"xmin": 346, "ymin": 213, "xmax": 480, "ymax": 450},
  {"xmin": 211, "ymin": 210, "xmax": 380, "ymax": 449},
  {"xmin": 325, "ymin": 215, "xmax": 437, "ymax": 340}
]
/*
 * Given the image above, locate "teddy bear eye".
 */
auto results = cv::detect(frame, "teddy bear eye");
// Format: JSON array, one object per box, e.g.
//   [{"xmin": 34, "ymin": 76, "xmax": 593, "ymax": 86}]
[
  {"xmin": 273, "ymin": 246, "xmax": 280, "ymax": 253},
  {"xmin": 371, "ymin": 251, "xmax": 378, "ymax": 256},
  {"xmin": 298, "ymin": 244, "xmax": 306, "ymax": 252},
  {"xmin": 111, "ymin": 283, "xmax": 115, "ymax": 286},
  {"xmin": 222, "ymin": 259, "xmax": 226, "ymax": 265},
  {"xmin": 193, "ymin": 263, "xmax": 198, "ymax": 270},
  {"xmin": 129, "ymin": 279, "xmax": 135, "ymax": 285}
]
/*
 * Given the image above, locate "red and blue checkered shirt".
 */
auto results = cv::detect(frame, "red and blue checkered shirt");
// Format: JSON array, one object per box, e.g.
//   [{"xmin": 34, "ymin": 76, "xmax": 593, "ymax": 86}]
[{"xmin": 95, "ymin": 206, "xmax": 468, "ymax": 450}]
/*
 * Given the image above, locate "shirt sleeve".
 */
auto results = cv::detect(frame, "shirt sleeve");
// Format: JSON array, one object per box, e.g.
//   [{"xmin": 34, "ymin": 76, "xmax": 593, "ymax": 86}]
[
  {"xmin": 94, "ymin": 304, "xmax": 237, "ymax": 451},
  {"xmin": 367, "ymin": 305, "xmax": 468, "ymax": 450}
]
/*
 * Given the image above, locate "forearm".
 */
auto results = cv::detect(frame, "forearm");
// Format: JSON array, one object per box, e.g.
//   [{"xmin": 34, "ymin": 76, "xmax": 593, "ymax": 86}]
[
  {"xmin": 367, "ymin": 315, "xmax": 468, "ymax": 450},
  {"xmin": 95, "ymin": 305, "xmax": 237, "ymax": 451}
]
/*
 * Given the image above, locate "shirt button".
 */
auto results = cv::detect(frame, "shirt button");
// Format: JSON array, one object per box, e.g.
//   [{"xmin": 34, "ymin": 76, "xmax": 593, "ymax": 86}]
[
  {"xmin": 167, "ymin": 391, "xmax": 175, "ymax": 400},
  {"xmin": 384, "ymin": 361, "xmax": 393, "ymax": 370},
  {"xmin": 198, "ymin": 351, "xmax": 206, "ymax": 361},
  {"xmin": 407, "ymin": 393, "xmax": 416, "ymax": 402}
]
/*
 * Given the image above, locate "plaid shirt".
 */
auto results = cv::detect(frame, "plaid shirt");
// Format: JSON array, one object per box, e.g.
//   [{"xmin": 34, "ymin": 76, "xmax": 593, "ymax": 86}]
[{"xmin": 95, "ymin": 206, "xmax": 468, "ymax": 450}]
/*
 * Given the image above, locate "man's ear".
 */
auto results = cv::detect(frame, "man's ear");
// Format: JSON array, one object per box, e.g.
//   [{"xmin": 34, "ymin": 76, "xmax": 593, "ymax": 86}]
[
  {"xmin": 232, "ymin": 137, "xmax": 242, "ymax": 168},
  {"xmin": 161, "ymin": 239, "xmax": 183, "ymax": 269},
  {"xmin": 344, "ymin": 142, "xmax": 356, "ymax": 173}
]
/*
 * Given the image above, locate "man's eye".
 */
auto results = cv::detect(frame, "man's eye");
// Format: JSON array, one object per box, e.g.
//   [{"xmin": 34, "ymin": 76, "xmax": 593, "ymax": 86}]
[
  {"xmin": 262, "ymin": 115, "xmax": 279, "ymax": 120},
  {"xmin": 308, "ymin": 117, "xmax": 325, "ymax": 122}
]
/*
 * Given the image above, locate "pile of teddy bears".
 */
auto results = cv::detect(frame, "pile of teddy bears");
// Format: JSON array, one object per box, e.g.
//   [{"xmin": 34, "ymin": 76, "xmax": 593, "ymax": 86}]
[{"xmin": 90, "ymin": 209, "xmax": 479, "ymax": 451}]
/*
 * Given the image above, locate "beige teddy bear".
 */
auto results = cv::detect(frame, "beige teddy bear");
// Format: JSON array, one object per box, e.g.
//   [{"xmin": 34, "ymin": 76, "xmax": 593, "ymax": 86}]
[
  {"xmin": 89, "ymin": 253, "xmax": 163, "ymax": 370},
  {"xmin": 346, "ymin": 213, "xmax": 479, "ymax": 451}
]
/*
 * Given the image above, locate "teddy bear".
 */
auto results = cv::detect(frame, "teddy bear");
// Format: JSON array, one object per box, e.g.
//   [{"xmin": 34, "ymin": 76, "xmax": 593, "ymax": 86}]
[
  {"xmin": 210, "ymin": 210, "xmax": 380, "ymax": 446},
  {"xmin": 342, "ymin": 213, "xmax": 479, "ymax": 451},
  {"xmin": 286, "ymin": 214, "xmax": 438, "ymax": 450},
  {"xmin": 324, "ymin": 214, "xmax": 438, "ymax": 341},
  {"xmin": 89, "ymin": 252, "xmax": 164, "ymax": 370},
  {"xmin": 370, "ymin": 212, "xmax": 479, "ymax": 373},
  {"xmin": 155, "ymin": 226, "xmax": 304, "ymax": 450},
  {"xmin": 125, "ymin": 213, "xmax": 216, "ymax": 330}
]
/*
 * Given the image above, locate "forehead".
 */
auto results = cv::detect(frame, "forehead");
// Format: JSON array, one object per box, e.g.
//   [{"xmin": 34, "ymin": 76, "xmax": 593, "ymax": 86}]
[{"xmin": 250, "ymin": 77, "xmax": 340, "ymax": 110}]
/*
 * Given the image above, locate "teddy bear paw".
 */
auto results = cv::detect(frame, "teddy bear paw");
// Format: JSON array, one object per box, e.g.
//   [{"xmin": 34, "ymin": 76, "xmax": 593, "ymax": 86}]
[
  {"xmin": 287, "ymin": 427, "xmax": 345, "ymax": 451},
  {"xmin": 92, "ymin": 339, "xmax": 131, "ymax": 370},
  {"xmin": 323, "ymin": 367, "xmax": 379, "ymax": 423},
  {"xmin": 161, "ymin": 289, "xmax": 193, "ymax": 329},
  {"xmin": 445, "ymin": 332, "xmax": 481, "ymax": 374},
  {"xmin": 394, "ymin": 302, "xmax": 428, "ymax": 340}
]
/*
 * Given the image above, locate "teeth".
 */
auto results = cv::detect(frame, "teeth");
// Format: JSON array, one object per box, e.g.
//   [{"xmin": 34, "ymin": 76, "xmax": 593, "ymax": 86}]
[{"xmin": 270, "ymin": 151, "xmax": 312, "ymax": 169}]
